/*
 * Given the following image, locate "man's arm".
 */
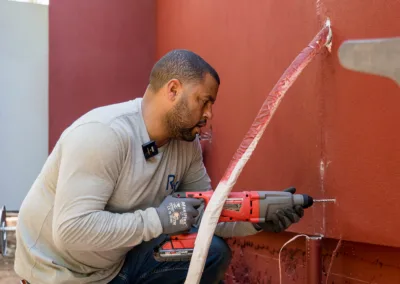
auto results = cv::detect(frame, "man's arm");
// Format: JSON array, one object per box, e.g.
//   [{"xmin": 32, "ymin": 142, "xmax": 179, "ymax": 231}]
[
  {"xmin": 52, "ymin": 122, "xmax": 163, "ymax": 251},
  {"xmin": 178, "ymin": 138, "xmax": 212, "ymax": 192}
]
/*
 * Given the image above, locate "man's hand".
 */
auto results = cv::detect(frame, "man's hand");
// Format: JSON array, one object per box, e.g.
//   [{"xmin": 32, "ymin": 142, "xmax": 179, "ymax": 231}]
[
  {"xmin": 255, "ymin": 187, "xmax": 304, "ymax": 233},
  {"xmin": 256, "ymin": 205, "xmax": 304, "ymax": 233},
  {"xmin": 155, "ymin": 196, "xmax": 202, "ymax": 235}
]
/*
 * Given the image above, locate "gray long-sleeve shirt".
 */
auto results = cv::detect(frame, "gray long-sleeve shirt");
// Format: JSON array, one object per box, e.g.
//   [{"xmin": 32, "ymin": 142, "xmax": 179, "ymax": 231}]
[{"xmin": 14, "ymin": 98, "xmax": 259, "ymax": 284}]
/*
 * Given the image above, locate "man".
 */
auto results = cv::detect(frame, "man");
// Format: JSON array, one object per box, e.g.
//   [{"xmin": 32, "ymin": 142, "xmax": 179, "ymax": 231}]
[{"xmin": 14, "ymin": 49, "xmax": 304, "ymax": 284}]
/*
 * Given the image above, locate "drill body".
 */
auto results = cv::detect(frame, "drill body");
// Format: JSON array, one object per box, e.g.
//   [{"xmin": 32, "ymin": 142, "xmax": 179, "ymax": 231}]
[{"xmin": 153, "ymin": 189, "xmax": 313, "ymax": 261}]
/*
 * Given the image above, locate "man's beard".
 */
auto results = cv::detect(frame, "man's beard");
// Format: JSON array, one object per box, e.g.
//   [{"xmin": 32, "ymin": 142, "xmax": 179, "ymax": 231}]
[{"xmin": 165, "ymin": 96, "xmax": 203, "ymax": 142}]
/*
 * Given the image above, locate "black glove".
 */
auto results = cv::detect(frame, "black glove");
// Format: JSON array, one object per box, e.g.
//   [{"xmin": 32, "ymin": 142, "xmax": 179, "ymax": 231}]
[
  {"xmin": 155, "ymin": 195, "xmax": 202, "ymax": 235},
  {"xmin": 255, "ymin": 187, "xmax": 305, "ymax": 233}
]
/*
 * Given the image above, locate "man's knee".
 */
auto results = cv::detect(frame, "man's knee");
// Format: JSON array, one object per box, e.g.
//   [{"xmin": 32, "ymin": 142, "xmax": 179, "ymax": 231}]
[{"xmin": 209, "ymin": 236, "xmax": 232, "ymax": 269}]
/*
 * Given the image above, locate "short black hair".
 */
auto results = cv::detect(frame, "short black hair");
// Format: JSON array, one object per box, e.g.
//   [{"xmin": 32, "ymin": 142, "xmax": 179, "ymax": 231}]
[{"xmin": 148, "ymin": 49, "xmax": 220, "ymax": 92}]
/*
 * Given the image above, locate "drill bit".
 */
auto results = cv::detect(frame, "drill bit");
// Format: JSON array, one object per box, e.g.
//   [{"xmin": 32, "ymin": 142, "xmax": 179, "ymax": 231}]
[{"xmin": 313, "ymin": 198, "xmax": 336, "ymax": 203}]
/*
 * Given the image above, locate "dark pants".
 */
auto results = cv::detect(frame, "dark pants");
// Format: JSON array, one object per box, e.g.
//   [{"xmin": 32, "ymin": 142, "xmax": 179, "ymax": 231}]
[{"xmin": 108, "ymin": 230, "xmax": 232, "ymax": 284}]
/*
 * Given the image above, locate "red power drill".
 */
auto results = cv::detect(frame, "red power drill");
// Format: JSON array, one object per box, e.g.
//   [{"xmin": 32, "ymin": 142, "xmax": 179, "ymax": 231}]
[{"xmin": 153, "ymin": 188, "xmax": 314, "ymax": 261}]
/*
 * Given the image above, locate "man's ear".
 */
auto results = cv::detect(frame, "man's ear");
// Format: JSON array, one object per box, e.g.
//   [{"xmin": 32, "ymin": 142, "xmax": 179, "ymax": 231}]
[{"xmin": 166, "ymin": 79, "xmax": 182, "ymax": 102}]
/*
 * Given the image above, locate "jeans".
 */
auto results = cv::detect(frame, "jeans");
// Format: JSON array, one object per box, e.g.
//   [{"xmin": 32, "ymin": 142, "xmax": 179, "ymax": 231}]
[{"xmin": 108, "ymin": 230, "xmax": 232, "ymax": 284}]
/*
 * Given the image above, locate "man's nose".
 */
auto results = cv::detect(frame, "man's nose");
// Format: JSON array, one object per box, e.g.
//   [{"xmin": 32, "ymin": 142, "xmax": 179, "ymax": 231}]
[{"xmin": 203, "ymin": 104, "xmax": 213, "ymax": 120}]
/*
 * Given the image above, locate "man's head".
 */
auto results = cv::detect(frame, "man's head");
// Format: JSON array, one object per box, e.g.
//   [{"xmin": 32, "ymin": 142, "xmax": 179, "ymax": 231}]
[{"xmin": 148, "ymin": 49, "xmax": 220, "ymax": 142}]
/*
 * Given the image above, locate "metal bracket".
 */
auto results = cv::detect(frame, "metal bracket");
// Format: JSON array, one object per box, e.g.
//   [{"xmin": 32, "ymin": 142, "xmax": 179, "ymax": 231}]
[
  {"xmin": 0, "ymin": 206, "xmax": 7, "ymax": 256},
  {"xmin": 0, "ymin": 206, "xmax": 17, "ymax": 256},
  {"xmin": 338, "ymin": 37, "xmax": 400, "ymax": 85}
]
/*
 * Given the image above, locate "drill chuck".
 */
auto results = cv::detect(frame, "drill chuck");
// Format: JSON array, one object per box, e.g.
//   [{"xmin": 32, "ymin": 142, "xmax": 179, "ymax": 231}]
[
  {"xmin": 301, "ymin": 194, "xmax": 314, "ymax": 208},
  {"xmin": 292, "ymin": 193, "xmax": 313, "ymax": 208}
]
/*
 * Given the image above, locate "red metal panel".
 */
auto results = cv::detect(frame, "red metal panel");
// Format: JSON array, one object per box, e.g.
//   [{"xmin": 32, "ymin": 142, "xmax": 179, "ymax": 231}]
[
  {"xmin": 49, "ymin": 0, "xmax": 156, "ymax": 151},
  {"xmin": 312, "ymin": 0, "xmax": 400, "ymax": 249},
  {"xmin": 157, "ymin": 0, "xmax": 400, "ymax": 282},
  {"xmin": 225, "ymin": 232, "xmax": 400, "ymax": 283},
  {"xmin": 156, "ymin": 0, "xmax": 400, "ymax": 247}
]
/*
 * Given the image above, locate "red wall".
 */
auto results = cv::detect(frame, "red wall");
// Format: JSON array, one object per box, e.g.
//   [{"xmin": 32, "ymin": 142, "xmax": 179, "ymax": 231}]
[
  {"xmin": 157, "ymin": 0, "xmax": 400, "ymax": 283},
  {"xmin": 49, "ymin": 0, "xmax": 400, "ymax": 283},
  {"xmin": 49, "ymin": 0, "xmax": 156, "ymax": 150}
]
